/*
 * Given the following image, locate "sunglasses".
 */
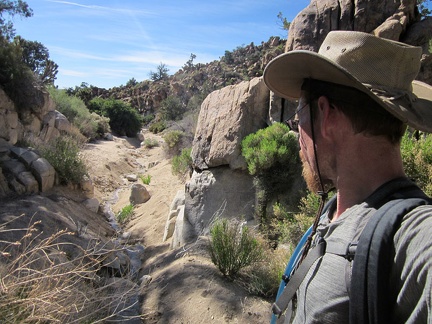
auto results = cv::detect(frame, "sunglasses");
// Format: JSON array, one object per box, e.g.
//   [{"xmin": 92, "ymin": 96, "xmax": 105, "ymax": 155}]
[{"xmin": 284, "ymin": 101, "xmax": 309, "ymax": 133}]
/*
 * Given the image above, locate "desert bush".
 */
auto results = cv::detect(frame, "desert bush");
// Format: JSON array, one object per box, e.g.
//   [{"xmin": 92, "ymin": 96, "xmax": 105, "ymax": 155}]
[
  {"xmin": 48, "ymin": 87, "xmax": 87, "ymax": 122},
  {"xmin": 88, "ymin": 112, "xmax": 111, "ymax": 138},
  {"xmin": 143, "ymin": 138, "xmax": 159, "ymax": 148},
  {"xmin": 48, "ymin": 87, "xmax": 110, "ymax": 140},
  {"xmin": 242, "ymin": 123, "xmax": 302, "ymax": 222},
  {"xmin": 38, "ymin": 135, "xmax": 87, "ymax": 185},
  {"xmin": 66, "ymin": 124, "xmax": 88, "ymax": 144},
  {"xmin": 142, "ymin": 114, "xmax": 155, "ymax": 125},
  {"xmin": 239, "ymin": 247, "xmax": 289, "ymax": 298},
  {"xmin": 208, "ymin": 218, "xmax": 264, "ymax": 278},
  {"xmin": 171, "ymin": 147, "xmax": 192, "ymax": 181},
  {"xmin": 149, "ymin": 120, "xmax": 166, "ymax": 133},
  {"xmin": 117, "ymin": 204, "xmax": 134, "ymax": 223},
  {"xmin": 401, "ymin": 131, "xmax": 432, "ymax": 196},
  {"xmin": 139, "ymin": 174, "xmax": 151, "ymax": 185},
  {"xmin": 0, "ymin": 36, "xmax": 45, "ymax": 113},
  {"xmin": 242, "ymin": 123, "xmax": 299, "ymax": 176},
  {"xmin": 163, "ymin": 130, "xmax": 184, "ymax": 148},
  {"xmin": 88, "ymin": 98, "xmax": 142, "ymax": 137},
  {"xmin": 159, "ymin": 95, "xmax": 185, "ymax": 121},
  {"xmin": 271, "ymin": 199, "xmax": 315, "ymax": 251},
  {"xmin": 0, "ymin": 220, "xmax": 138, "ymax": 323},
  {"xmin": 163, "ymin": 130, "xmax": 184, "ymax": 155}
]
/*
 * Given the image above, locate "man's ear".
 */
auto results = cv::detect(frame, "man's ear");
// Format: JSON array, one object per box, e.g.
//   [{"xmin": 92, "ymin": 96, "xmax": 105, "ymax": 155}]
[{"xmin": 317, "ymin": 96, "xmax": 336, "ymax": 139}]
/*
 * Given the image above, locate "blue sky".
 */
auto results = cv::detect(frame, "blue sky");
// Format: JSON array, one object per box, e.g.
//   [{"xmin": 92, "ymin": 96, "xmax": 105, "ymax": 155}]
[{"xmin": 12, "ymin": 0, "xmax": 310, "ymax": 89}]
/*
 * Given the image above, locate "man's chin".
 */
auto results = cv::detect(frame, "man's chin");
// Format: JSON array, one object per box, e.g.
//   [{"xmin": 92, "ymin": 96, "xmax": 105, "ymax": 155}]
[
  {"xmin": 300, "ymin": 152, "xmax": 321, "ymax": 193},
  {"xmin": 302, "ymin": 165, "xmax": 321, "ymax": 193}
]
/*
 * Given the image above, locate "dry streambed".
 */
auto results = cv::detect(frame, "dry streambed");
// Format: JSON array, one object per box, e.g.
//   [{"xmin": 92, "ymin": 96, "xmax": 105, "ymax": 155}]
[{"xmin": 83, "ymin": 132, "xmax": 272, "ymax": 323}]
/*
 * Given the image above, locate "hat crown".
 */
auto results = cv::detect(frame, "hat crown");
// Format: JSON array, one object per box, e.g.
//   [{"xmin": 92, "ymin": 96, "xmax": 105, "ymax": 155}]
[
  {"xmin": 318, "ymin": 31, "xmax": 421, "ymax": 91},
  {"xmin": 263, "ymin": 31, "xmax": 432, "ymax": 132}
]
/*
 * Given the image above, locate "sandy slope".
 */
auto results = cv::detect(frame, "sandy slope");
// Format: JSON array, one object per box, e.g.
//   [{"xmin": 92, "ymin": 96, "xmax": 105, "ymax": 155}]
[{"xmin": 81, "ymin": 130, "xmax": 272, "ymax": 323}]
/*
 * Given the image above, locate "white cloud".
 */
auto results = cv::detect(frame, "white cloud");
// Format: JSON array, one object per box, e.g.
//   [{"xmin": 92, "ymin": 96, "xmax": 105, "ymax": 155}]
[
  {"xmin": 49, "ymin": 46, "xmax": 115, "ymax": 61},
  {"xmin": 59, "ymin": 68, "xmax": 88, "ymax": 77},
  {"xmin": 47, "ymin": 0, "xmax": 157, "ymax": 17}
]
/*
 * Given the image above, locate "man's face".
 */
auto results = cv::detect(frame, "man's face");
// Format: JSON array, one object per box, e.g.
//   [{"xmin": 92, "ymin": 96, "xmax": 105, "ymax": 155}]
[{"xmin": 296, "ymin": 95, "xmax": 322, "ymax": 193}]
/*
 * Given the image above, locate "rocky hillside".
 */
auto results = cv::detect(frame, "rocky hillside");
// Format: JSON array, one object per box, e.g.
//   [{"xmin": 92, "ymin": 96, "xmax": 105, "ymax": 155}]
[{"xmin": 68, "ymin": 36, "xmax": 286, "ymax": 116}]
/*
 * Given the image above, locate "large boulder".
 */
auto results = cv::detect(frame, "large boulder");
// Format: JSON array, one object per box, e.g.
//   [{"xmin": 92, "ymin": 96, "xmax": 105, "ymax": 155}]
[
  {"xmin": 171, "ymin": 78, "xmax": 271, "ymax": 247},
  {"xmin": 1, "ymin": 147, "xmax": 56, "ymax": 196},
  {"xmin": 0, "ymin": 89, "xmax": 20, "ymax": 145},
  {"xmin": 287, "ymin": 0, "xmax": 419, "ymax": 52},
  {"xmin": 170, "ymin": 205, "xmax": 193, "ymax": 248},
  {"xmin": 163, "ymin": 190, "xmax": 185, "ymax": 242},
  {"xmin": 31, "ymin": 157, "xmax": 56, "ymax": 192},
  {"xmin": 54, "ymin": 110, "xmax": 71, "ymax": 133},
  {"xmin": 285, "ymin": 0, "xmax": 431, "ymax": 84},
  {"xmin": 182, "ymin": 167, "xmax": 255, "ymax": 240},
  {"xmin": 129, "ymin": 183, "xmax": 151, "ymax": 205},
  {"xmin": 191, "ymin": 77, "xmax": 269, "ymax": 171}
]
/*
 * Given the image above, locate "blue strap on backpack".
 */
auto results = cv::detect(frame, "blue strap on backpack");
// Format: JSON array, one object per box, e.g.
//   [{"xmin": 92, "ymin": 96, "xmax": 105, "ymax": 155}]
[{"xmin": 270, "ymin": 197, "xmax": 335, "ymax": 324}]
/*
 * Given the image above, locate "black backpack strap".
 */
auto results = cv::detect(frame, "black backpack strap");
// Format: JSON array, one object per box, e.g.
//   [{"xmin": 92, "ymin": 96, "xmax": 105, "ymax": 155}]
[
  {"xmin": 349, "ymin": 197, "xmax": 430, "ymax": 324},
  {"xmin": 364, "ymin": 177, "xmax": 430, "ymax": 208},
  {"xmin": 272, "ymin": 240, "xmax": 326, "ymax": 321}
]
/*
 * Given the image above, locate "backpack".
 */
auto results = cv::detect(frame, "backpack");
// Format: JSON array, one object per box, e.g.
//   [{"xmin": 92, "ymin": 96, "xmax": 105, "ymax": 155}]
[{"xmin": 271, "ymin": 178, "xmax": 432, "ymax": 324}]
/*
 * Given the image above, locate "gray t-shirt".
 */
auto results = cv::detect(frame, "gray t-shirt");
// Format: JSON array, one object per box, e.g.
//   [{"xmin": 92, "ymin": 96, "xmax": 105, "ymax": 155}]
[{"xmin": 292, "ymin": 202, "xmax": 432, "ymax": 323}]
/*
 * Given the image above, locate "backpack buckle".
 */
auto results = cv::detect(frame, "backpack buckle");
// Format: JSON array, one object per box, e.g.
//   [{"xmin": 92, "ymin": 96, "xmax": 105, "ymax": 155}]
[{"xmin": 345, "ymin": 242, "xmax": 357, "ymax": 261}]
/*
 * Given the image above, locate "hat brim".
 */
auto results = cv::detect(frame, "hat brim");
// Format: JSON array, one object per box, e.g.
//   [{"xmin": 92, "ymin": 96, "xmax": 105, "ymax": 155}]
[{"xmin": 264, "ymin": 51, "xmax": 432, "ymax": 133}]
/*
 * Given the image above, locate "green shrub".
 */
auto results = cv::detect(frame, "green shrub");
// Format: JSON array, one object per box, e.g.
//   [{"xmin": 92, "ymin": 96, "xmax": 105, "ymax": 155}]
[
  {"xmin": 88, "ymin": 112, "xmax": 111, "ymax": 138},
  {"xmin": 149, "ymin": 120, "xmax": 166, "ymax": 133},
  {"xmin": 139, "ymin": 174, "xmax": 151, "ymax": 185},
  {"xmin": 47, "ymin": 87, "xmax": 88, "ymax": 122},
  {"xmin": 239, "ymin": 248, "xmax": 289, "ymax": 298},
  {"xmin": 163, "ymin": 130, "xmax": 184, "ymax": 149},
  {"xmin": 66, "ymin": 124, "xmax": 88, "ymax": 144},
  {"xmin": 401, "ymin": 131, "xmax": 432, "ymax": 196},
  {"xmin": 48, "ymin": 88, "xmax": 110, "ymax": 140},
  {"xmin": 241, "ymin": 123, "xmax": 302, "ymax": 222},
  {"xmin": 270, "ymin": 190, "xmax": 334, "ymax": 251},
  {"xmin": 171, "ymin": 147, "xmax": 192, "ymax": 180},
  {"xmin": 88, "ymin": 98, "xmax": 142, "ymax": 137},
  {"xmin": 73, "ymin": 112, "xmax": 110, "ymax": 140},
  {"xmin": 38, "ymin": 135, "xmax": 87, "ymax": 185},
  {"xmin": 0, "ymin": 37, "xmax": 44, "ymax": 113},
  {"xmin": 271, "ymin": 200, "xmax": 314, "ymax": 249},
  {"xmin": 242, "ymin": 123, "xmax": 299, "ymax": 176},
  {"xmin": 159, "ymin": 96, "xmax": 185, "ymax": 121},
  {"xmin": 116, "ymin": 204, "xmax": 134, "ymax": 223},
  {"xmin": 143, "ymin": 138, "xmax": 159, "ymax": 148},
  {"xmin": 208, "ymin": 218, "xmax": 264, "ymax": 278},
  {"xmin": 142, "ymin": 114, "xmax": 155, "ymax": 125}
]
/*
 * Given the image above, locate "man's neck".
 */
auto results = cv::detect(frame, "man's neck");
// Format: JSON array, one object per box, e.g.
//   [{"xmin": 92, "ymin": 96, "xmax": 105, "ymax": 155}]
[{"xmin": 332, "ymin": 137, "xmax": 405, "ymax": 220}]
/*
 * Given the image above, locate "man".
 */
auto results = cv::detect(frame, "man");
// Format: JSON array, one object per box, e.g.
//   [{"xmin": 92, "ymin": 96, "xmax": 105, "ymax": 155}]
[{"xmin": 264, "ymin": 31, "xmax": 432, "ymax": 323}]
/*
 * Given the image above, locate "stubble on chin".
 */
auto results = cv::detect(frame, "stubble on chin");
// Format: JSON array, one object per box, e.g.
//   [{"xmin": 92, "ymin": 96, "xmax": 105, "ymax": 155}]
[{"xmin": 300, "ymin": 150, "xmax": 321, "ymax": 193}]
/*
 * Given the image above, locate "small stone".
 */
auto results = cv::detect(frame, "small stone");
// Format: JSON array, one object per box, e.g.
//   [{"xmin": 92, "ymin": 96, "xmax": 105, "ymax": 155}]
[
  {"xmin": 140, "ymin": 275, "xmax": 152, "ymax": 285},
  {"xmin": 126, "ymin": 174, "xmax": 138, "ymax": 182}
]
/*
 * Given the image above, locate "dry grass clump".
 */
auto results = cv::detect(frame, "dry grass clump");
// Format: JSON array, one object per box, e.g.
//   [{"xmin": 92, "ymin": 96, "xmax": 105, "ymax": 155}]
[
  {"xmin": 0, "ymin": 216, "xmax": 139, "ymax": 323},
  {"xmin": 238, "ymin": 247, "xmax": 289, "ymax": 299}
]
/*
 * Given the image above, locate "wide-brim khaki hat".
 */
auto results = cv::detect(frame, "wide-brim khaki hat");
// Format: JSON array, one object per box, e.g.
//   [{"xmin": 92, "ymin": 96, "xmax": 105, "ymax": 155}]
[{"xmin": 264, "ymin": 31, "xmax": 432, "ymax": 133}]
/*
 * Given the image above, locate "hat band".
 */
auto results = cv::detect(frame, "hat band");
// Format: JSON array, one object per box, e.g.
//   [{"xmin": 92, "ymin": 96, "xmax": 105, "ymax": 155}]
[{"xmin": 365, "ymin": 84, "xmax": 415, "ymax": 102}]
